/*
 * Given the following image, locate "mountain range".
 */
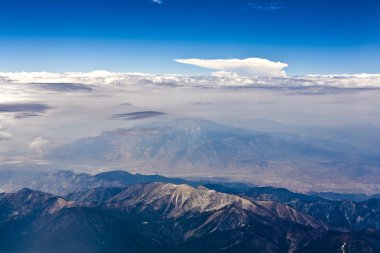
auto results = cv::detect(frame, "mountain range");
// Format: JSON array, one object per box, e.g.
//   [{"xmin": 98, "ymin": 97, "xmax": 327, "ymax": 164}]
[{"xmin": 0, "ymin": 170, "xmax": 379, "ymax": 253}]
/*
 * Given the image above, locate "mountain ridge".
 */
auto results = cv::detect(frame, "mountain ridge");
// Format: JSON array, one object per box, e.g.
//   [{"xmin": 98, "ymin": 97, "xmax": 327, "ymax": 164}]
[{"xmin": 0, "ymin": 183, "xmax": 379, "ymax": 253}]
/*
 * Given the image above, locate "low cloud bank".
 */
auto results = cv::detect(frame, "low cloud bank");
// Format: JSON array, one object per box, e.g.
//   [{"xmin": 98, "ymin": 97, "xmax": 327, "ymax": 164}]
[{"xmin": 1, "ymin": 71, "xmax": 380, "ymax": 90}]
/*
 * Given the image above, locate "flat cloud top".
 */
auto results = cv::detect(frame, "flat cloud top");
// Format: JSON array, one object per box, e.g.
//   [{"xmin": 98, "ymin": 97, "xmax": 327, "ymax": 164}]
[{"xmin": 175, "ymin": 57, "xmax": 288, "ymax": 78}]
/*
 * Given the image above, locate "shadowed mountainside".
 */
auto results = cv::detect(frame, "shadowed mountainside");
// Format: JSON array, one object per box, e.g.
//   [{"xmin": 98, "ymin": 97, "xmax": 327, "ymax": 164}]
[{"xmin": 1, "ymin": 183, "xmax": 379, "ymax": 253}]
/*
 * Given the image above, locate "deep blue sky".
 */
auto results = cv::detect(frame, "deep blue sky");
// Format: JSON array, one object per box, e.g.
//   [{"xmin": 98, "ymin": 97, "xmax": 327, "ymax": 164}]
[{"xmin": 0, "ymin": 0, "xmax": 379, "ymax": 75}]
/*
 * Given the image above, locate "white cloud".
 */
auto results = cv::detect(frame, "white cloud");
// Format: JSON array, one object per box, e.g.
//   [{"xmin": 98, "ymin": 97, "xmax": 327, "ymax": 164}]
[
  {"xmin": 210, "ymin": 71, "xmax": 241, "ymax": 78},
  {"xmin": 0, "ymin": 70, "xmax": 128, "ymax": 85},
  {"xmin": 175, "ymin": 57, "xmax": 288, "ymax": 77},
  {"xmin": 1, "ymin": 70, "xmax": 380, "ymax": 89},
  {"xmin": 0, "ymin": 125, "xmax": 12, "ymax": 140},
  {"xmin": 152, "ymin": 0, "xmax": 163, "ymax": 4},
  {"xmin": 29, "ymin": 137, "xmax": 49, "ymax": 154}
]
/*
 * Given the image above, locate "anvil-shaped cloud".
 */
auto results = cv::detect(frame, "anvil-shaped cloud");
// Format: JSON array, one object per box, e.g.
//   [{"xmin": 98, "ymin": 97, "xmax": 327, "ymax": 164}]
[{"xmin": 175, "ymin": 57, "xmax": 288, "ymax": 77}]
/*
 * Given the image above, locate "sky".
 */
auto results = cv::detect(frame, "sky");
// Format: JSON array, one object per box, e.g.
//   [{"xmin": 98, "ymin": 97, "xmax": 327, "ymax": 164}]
[{"xmin": 0, "ymin": 0, "xmax": 379, "ymax": 75}]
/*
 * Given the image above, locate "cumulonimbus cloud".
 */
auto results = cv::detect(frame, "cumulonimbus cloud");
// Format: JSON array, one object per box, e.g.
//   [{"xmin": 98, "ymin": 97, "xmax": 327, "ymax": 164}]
[{"xmin": 175, "ymin": 57, "xmax": 288, "ymax": 77}]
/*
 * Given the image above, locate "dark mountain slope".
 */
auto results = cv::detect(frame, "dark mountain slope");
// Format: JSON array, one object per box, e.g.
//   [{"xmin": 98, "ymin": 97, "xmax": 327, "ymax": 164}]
[
  {"xmin": 2, "ymin": 184, "xmax": 378, "ymax": 253},
  {"xmin": 205, "ymin": 184, "xmax": 380, "ymax": 231}
]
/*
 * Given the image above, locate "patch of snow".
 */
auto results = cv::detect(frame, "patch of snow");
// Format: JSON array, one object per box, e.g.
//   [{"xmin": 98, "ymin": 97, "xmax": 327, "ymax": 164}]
[
  {"xmin": 210, "ymin": 227, "xmax": 218, "ymax": 233},
  {"xmin": 341, "ymin": 241, "xmax": 347, "ymax": 253}
]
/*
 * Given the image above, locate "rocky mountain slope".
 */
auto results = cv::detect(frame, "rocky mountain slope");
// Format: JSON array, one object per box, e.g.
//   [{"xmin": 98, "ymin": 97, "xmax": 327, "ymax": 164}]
[
  {"xmin": 0, "ymin": 183, "xmax": 379, "ymax": 253},
  {"xmin": 205, "ymin": 184, "xmax": 380, "ymax": 231},
  {"xmin": 1, "ymin": 169, "xmax": 379, "ymax": 233}
]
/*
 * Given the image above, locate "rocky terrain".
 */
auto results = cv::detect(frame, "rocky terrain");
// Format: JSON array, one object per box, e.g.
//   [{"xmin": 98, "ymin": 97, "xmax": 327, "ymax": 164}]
[
  {"xmin": 205, "ymin": 184, "xmax": 380, "ymax": 232},
  {"xmin": 0, "ymin": 178, "xmax": 379, "ymax": 253}
]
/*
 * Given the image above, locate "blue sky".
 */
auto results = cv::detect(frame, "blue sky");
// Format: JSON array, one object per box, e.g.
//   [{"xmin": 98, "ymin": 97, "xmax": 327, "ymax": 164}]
[{"xmin": 0, "ymin": 0, "xmax": 379, "ymax": 75}]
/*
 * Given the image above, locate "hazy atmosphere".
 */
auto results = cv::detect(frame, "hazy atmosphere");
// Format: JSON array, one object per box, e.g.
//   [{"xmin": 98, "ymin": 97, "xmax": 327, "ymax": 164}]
[{"xmin": 1, "ymin": 70, "xmax": 380, "ymax": 193}]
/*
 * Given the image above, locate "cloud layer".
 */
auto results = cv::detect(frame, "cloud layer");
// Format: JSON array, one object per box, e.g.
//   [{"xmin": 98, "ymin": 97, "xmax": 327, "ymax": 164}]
[
  {"xmin": 2, "ymin": 71, "xmax": 380, "ymax": 90},
  {"xmin": 175, "ymin": 57, "xmax": 288, "ymax": 77},
  {"xmin": 1, "ymin": 68, "xmax": 380, "ymax": 168}
]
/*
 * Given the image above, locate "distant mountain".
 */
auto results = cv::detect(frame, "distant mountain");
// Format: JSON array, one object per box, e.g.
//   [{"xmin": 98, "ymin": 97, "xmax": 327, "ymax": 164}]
[
  {"xmin": 1, "ymin": 184, "xmax": 379, "ymax": 253},
  {"xmin": 308, "ymin": 191, "xmax": 380, "ymax": 202},
  {"xmin": 0, "ymin": 170, "xmax": 191, "ymax": 195},
  {"xmin": 47, "ymin": 119, "xmax": 355, "ymax": 167},
  {"xmin": 0, "ymin": 169, "xmax": 257, "ymax": 196},
  {"xmin": 46, "ymin": 119, "xmax": 380, "ymax": 193}
]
